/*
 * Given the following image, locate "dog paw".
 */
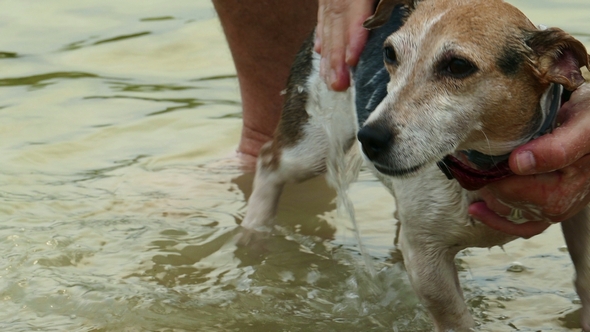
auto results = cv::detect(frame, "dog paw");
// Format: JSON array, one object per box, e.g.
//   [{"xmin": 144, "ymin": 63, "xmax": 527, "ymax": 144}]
[{"xmin": 234, "ymin": 225, "xmax": 272, "ymax": 247}]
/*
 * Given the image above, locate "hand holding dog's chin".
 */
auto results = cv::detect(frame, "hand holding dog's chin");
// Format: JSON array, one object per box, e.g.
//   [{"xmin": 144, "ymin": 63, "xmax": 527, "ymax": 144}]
[
  {"xmin": 314, "ymin": 0, "xmax": 374, "ymax": 91},
  {"xmin": 468, "ymin": 202, "xmax": 551, "ymax": 239},
  {"xmin": 471, "ymin": 83, "xmax": 590, "ymax": 238}
]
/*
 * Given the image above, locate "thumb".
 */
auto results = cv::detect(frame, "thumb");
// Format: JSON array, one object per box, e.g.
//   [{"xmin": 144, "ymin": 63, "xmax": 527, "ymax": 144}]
[{"xmin": 510, "ymin": 84, "xmax": 590, "ymax": 175}]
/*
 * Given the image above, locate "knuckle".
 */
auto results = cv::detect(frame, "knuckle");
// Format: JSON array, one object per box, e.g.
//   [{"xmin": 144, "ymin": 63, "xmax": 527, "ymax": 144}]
[
  {"xmin": 325, "ymin": 0, "xmax": 351, "ymax": 16},
  {"xmin": 548, "ymin": 216, "xmax": 567, "ymax": 224},
  {"xmin": 329, "ymin": 49, "xmax": 344, "ymax": 62},
  {"xmin": 544, "ymin": 202, "xmax": 570, "ymax": 218},
  {"xmin": 551, "ymin": 141, "xmax": 569, "ymax": 168},
  {"xmin": 327, "ymin": 3, "xmax": 346, "ymax": 15}
]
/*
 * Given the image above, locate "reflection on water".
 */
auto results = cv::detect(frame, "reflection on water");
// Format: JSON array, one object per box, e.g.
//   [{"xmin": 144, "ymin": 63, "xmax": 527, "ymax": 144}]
[{"xmin": 0, "ymin": 0, "xmax": 589, "ymax": 331}]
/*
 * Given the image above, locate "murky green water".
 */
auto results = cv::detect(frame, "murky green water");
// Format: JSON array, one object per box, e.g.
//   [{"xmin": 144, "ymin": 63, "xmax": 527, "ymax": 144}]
[{"xmin": 1, "ymin": 1, "xmax": 589, "ymax": 331}]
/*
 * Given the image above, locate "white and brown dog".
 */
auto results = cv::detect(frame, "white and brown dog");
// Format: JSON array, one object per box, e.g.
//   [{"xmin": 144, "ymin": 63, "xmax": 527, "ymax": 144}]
[{"xmin": 242, "ymin": 0, "xmax": 590, "ymax": 330}]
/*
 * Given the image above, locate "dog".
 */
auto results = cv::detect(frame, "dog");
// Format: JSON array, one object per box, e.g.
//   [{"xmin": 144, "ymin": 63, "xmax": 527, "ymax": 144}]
[{"xmin": 242, "ymin": 0, "xmax": 590, "ymax": 330}]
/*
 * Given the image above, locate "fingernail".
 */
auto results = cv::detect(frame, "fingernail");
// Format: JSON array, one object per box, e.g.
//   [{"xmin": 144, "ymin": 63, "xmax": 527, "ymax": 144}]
[
  {"xmin": 345, "ymin": 47, "xmax": 352, "ymax": 65},
  {"xmin": 329, "ymin": 68, "xmax": 338, "ymax": 89},
  {"xmin": 314, "ymin": 35, "xmax": 321, "ymax": 52},
  {"xmin": 516, "ymin": 150, "xmax": 536, "ymax": 174}
]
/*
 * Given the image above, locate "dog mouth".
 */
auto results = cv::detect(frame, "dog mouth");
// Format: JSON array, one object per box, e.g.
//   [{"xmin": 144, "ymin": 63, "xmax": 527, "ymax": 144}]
[
  {"xmin": 372, "ymin": 154, "xmax": 514, "ymax": 189},
  {"xmin": 437, "ymin": 154, "xmax": 514, "ymax": 190},
  {"xmin": 372, "ymin": 162, "xmax": 424, "ymax": 177}
]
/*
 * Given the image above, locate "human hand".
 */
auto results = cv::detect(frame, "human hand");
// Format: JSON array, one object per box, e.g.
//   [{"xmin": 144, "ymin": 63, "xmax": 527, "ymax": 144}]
[
  {"xmin": 469, "ymin": 83, "xmax": 590, "ymax": 238},
  {"xmin": 315, "ymin": 0, "xmax": 375, "ymax": 91}
]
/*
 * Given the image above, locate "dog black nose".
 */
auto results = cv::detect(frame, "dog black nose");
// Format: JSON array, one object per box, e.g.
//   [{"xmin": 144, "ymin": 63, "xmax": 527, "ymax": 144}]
[{"xmin": 357, "ymin": 125, "xmax": 392, "ymax": 161}]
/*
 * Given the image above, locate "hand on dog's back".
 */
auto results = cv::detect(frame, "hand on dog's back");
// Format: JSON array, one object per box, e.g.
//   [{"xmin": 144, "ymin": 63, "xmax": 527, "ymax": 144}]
[{"xmin": 315, "ymin": 0, "xmax": 374, "ymax": 91}]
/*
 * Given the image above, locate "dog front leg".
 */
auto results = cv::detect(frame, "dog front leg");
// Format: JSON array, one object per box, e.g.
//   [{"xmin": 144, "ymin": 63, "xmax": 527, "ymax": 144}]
[
  {"xmin": 399, "ymin": 227, "xmax": 474, "ymax": 332},
  {"xmin": 561, "ymin": 207, "xmax": 590, "ymax": 331},
  {"xmin": 242, "ymin": 137, "xmax": 328, "ymax": 230},
  {"xmin": 241, "ymin": 144, "xmax": 287, "ymax": 230}
]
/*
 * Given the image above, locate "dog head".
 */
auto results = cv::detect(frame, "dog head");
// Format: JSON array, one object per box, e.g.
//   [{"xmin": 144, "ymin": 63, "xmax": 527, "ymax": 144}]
[{"xmin": 358, "ymin": 0, "xmax": 589, "ymax": 177}]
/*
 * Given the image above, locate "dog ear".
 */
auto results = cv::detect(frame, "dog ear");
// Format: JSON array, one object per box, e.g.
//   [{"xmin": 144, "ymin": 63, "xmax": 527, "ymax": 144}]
[
  {"xmin": 526, "ymin": 27, "xmax": 590, "ymax": 90},
  {"xmin": 363, "ymin": 0, "xmax": 418, "ymax": 30}
]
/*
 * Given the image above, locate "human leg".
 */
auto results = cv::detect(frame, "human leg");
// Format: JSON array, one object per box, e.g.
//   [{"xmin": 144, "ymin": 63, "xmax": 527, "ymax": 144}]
[{"xmin": 212, "ymin": 0, "xmax": 318, "ymax": 159}]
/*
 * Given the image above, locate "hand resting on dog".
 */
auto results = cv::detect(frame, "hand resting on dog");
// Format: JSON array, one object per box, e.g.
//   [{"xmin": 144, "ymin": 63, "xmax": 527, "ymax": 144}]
[
  {"xmin": 315, "ymin": 0, "xmax": 375, "ymax": 91},
  {"xmin": 471, "ymin": 83, "xmax": 590, "ymax": 238}
]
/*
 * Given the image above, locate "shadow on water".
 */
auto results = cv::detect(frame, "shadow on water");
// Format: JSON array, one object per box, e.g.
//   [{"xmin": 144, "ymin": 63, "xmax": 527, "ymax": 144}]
[
  {"xmin": 93, "ymin": 31, "xmax": 151, "ymax": 46},
  {"xmin": 73, "ymin": 154, "xmax": 150, "ymax": 183},
  {"xmin": 61, "ymin": 32, "xmax": 152, "ymax": 51},
  {"xmin": 108, "ymin": 81, "xmax": 196, "ymax": 93},
  {"xmin": 0, "ymin": 72, "xmax": 99, "ymax": 88},
  {"xmin": 0, "ymin": 52, "xmax": 19, "ymax": 59},
  {"xmin": 191, "ymin": 74, "xmax": 238, "ymax": 82},
  {"xmin": 84, "ymin": 94, "xmax": 240, "ymax": 116},
  {"xmin": 140, "ymin": 16, "xmax": 176, "ymax": 22}
]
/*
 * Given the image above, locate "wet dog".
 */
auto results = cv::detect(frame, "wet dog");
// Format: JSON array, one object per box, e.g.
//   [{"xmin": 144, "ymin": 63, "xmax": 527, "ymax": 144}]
[{"xmin": 243, "ymin": 0, "xmax": 590, "ymax": 330}]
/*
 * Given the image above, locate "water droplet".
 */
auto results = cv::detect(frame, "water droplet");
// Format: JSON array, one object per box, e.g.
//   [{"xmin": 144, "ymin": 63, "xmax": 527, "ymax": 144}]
[{"xmin": 506, "ymin": 262, "xmax": 525, "ymax": 273}]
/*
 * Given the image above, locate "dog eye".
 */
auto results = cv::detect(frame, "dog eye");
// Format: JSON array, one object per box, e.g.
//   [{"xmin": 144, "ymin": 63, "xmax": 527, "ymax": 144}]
[
  {"xmin": 444, "ymin": 58, "xmax": 477, "ymax": 78},
  {"xmin": 383, "ymin": 46, "xmax": 397, "ymax": 64}
]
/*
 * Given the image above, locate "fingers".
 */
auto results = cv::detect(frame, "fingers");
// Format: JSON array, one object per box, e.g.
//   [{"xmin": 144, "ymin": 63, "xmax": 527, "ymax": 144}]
[
  {"xmin": 477, "ymin": 83, "xmax": 590, "ymax": 238},
  {"xmin": 314, "ymin": 1, "xmax": 324, "ymax": 53},
  {"xmin": 472, "ymin": 154, "xmax": 590, "ymax": 238},
  {"xmin": 469, "ymin": 202, "xmax": 551, "ymax": 239},
  {"xmin": 315, "ymin": 0, "xmax": 374, "ymax": 91},
  {"xmin": 511, "ymin": 83, "xmax": 590, "ymax": 175},
  {"xmin": 476, "ymin": 188, "xmax": 543, "ymax": 221},
  {"xmin": 345, "ymin": 1, "xmax": 372, "ymax": 66},
  {"xmin": 323, "ymin": 4, "xmax": 349, "ymax": 91},
  {"xmin": 489, "ymin": 154, "xmax": 590, "ymax": 222}
]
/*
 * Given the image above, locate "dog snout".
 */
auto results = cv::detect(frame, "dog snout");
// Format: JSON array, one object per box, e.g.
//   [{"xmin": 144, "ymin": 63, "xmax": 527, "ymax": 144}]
[{"xmin": 357, "ymin": 124, "xmax": 392, "ymax": 161}]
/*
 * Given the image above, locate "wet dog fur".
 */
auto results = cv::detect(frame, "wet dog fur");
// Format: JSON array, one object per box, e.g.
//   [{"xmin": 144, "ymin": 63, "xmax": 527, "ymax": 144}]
[{"xmin": 243, "ymin": 0, "xmax": 590, "ymax": 330}]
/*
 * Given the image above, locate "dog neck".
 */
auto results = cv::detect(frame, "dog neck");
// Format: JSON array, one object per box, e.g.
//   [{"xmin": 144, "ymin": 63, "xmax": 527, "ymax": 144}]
[{"xmin": 437, "ymin": 83, "xmax": 564, "ymax": 190}]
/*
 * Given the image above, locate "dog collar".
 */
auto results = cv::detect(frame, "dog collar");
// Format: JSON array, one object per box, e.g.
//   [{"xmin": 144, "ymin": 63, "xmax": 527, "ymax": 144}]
[{"xmin": 437, "ymin": 83, "xmax": 564, "ymax": 190}]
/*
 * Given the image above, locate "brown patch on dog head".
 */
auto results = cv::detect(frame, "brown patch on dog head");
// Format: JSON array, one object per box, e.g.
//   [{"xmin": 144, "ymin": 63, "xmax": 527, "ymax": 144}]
[
  {"xmin": 497, "ymin": 46, "xmax": 525, "ymax": 76},
  {"xmin": 464, "ymin": 23, "xmax": 589, "ymax": 153},
  {"xmin": 526, "ymin": 27, "xmax": 590, "ymax": 90},
  {"xmin": 453, "ymin": 3, "xmax": 590, "ymax": 151},
  {"xmin": 363, "ymin": 0, "xmax": 421, "ymax": 29}
]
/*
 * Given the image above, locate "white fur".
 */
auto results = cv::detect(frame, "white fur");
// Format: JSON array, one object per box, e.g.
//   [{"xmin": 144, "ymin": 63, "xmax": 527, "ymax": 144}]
[
  {"xmin": 244, "ymin": 3, "xmax": 590, "ymax": 332},
  {"xmin": 242, "ymin": 54, "xmax": 357, "ymax": 230}
]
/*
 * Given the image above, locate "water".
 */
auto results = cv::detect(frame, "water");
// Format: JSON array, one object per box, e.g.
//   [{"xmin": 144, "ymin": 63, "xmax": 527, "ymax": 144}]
[{"xmin": 0, "ymin": 0, "xmax": 589, "ymax": 331}]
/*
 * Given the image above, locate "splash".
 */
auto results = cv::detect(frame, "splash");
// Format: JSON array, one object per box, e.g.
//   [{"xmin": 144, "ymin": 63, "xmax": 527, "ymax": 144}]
[
  {"xmin": 319, "ymin": 105, "xmax": 377, "ymax": 277},
  {"xmin": 303, "ymin": 63, "xmax": 377, "ymax": 276}
]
